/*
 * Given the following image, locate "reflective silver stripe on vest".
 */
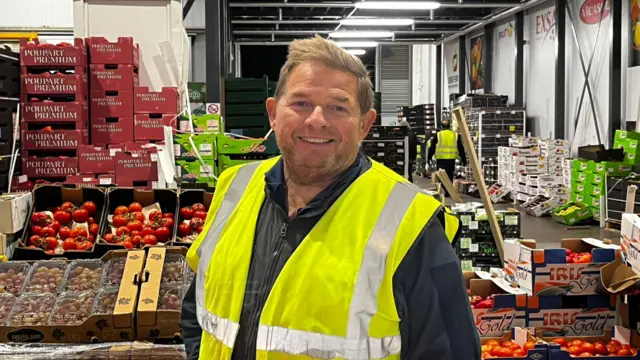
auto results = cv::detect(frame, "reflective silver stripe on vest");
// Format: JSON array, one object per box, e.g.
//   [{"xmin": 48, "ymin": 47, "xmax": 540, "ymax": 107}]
[
  {"xmin": 256, "ymin": 182, "xmax": 418, "ymax": 359},
  {"xmin": 195, "ymin": 161, "xmax": 262, "ymax": 348}
]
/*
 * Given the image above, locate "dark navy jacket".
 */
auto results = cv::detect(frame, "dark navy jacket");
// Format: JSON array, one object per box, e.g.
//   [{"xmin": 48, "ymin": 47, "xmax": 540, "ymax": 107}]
[{"xmin": 181, "ymin": 153, "xmax": 481, "ymax": 359}]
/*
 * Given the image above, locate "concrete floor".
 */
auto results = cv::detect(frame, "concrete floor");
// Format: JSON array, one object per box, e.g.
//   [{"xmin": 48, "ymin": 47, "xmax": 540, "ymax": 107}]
[{"xmin": 413, "ymin": 176, "xmax": 620, "ymax": 249}]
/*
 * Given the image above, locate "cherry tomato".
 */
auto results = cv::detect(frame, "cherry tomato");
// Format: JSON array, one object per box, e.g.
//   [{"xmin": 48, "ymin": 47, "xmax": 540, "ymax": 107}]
[
  {"xmin": 82, "ymin": 201, "xmax": 97, "ymax": 216},
  {"xmin": 178, "ymin": 223, "xmax": 191, "ymax": 237},
  {"xmin": 53, "ymin": 210, "xmax": 71, "ymax": 225},
  {"xmin": 116, "ymin": 226, "xmax": 130, "ymax": 236},
  {"xmin": 87, "ymin": 217, "xmax": 95, "ymax": 225},
  {"xmin": 143, "ymin": 235, "xmax": 158, "ymax": 246},
  {"xmin": 154, "ymin": 226, "xmax": 171, "ymax": 242},
  {"xmin": 193, "ymin": 210, "xmax": 207, "ymax": 220},
  {"xmin": 103, "ymin": 233, "xmax": 115, "ymax": 243},
  {"xmin": 191, "ymin": 203, "xmax": 206, "ymax": 212},
  {"xmin": 72, "ymin": 208, "xmax": 89, "ymax": 223},
  {"xmin": 41, "ymin": 226, "xmax": 57, "ymax": 238},
  {"xmin": 180, "ymin": 207, "xmax": 194, "ymax": 220},
  {"xmin": 44, "ymin": 237, "xmax": 58, "ymax": 250},
  {"xmin": 59, "ymin": 226, "xmax": 72, "ymax": 239},
  {"xmin": 128, "ymin": 202, "xmax": 143, "ymax": 213},
  {"xmin": 113, "ymin": 215, "xmax": 128, "ymax": 227},
  {"xmin": 60, "ymin": 201, "xmax": 75, "ymax": 212},
  {"xmin": 62, "ymin": 238, "xmax": 77, "ymax": 251},
  {"xmin": 127, "ymin": 220, "xmax": 143, "ymax": 232},
  {"xmin": 89, "ymin": 223, "xmax": 99, "ymax": 236},
  {"xmin": 114, "ymin": 206, "xmax": 129, "ymax": 215}
]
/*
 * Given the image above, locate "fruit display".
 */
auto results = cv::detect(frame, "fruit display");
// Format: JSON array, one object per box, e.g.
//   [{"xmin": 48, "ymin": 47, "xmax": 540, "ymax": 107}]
[
  {"xmin": 102, "ymin": 202, "xmax": 174, "ymax": 249},
  {"xmin": 481, "ymin": 339, "xmax": 532, "ymax": 358},
  {"xmin": 176, "ymin": 202, "xmax": 208, "ymax": 243},
  {"xmin": 552, "ymin": 202, "xmax": 594, "ymax": 226},
  {"xmin": 549, "ymin": 338, "xmax": 638, "ymax": 357},
  {"xmin": 62, "ymin": 260, "xmax": 103, "ymax": 292},
  {"xmin": 49, "ymin": 290, "xmax": 96, "ymax": 326},
  {"xmin": 467, "ymin": 290, "xmax": 495, "ymax": 309},
  {"xmin": 8, "ymin": 293, "xmax": 57, "ymax": 326},
  {"xmin": 158, "ymin": 285, "xmax": 183, "ymax": 311},
  {"xmin": 161, "ymin": 255, "xmax": 186, "ymax": 285},
  {"xmin": 92, "ymin": 288, "xmax": 119, "ymax": 315},
  {"xmin": 25, "ymin": 200, "xmax": 99, "ymax": 254},
  {"xmin": 564, "ymin": 248, "xmax": 593, "ymax": 264},
  {"xmin": 0, "ymin": 262, "xmax": 31, "ymax": 296},
  {"xmin": 23, "ymin": 260, "xmax": 68, "ymax": 294},
  {"xmin": 0, "ymin": 294, "xmax": 17, "ymax": 325},
  {"xmin": 102, "ymin": 257, "xmax": 126, "ymax": 287}
]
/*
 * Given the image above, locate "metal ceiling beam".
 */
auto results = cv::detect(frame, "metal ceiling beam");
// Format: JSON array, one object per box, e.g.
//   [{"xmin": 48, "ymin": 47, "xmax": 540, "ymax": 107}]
[
  {"xmin": 230, "ymin": 2, "xmax": 522, "ymax": 8},
  {"xmin": 233, "ymin": 30, "xmax": 458, "ymax": 35},
  {"xmin": 232, "ymin": 19, "xmax": 479, "ymax": 24},
  {"xmin": 235, "ymin": 40, "xmax": 437, "ymax": 45}
]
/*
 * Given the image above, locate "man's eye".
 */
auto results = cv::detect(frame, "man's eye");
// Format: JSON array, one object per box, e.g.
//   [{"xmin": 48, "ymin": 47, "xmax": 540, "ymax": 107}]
[
  {"xmin": 332, "ymin": 105, "xmax": 348, "ymax": 113},
  {"xmin": 292, "ymin": 101, "xmax": 310, "ymax": 108}
]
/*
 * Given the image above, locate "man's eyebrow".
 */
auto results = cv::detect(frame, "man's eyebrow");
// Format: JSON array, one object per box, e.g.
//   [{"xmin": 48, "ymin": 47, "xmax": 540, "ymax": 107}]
[
  {"xmin": 288, "ymin": 91, "xmax": 311, "ymax": 98},
  {"xmin": 330, "ymin": 95, "xmax": 351, "ymax": 103}
]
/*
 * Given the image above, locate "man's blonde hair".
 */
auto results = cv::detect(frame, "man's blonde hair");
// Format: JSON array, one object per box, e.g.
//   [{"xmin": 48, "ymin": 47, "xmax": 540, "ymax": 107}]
[{"xmin": 274, "ymin": 35, "xmax": 374, "ymax": 116}]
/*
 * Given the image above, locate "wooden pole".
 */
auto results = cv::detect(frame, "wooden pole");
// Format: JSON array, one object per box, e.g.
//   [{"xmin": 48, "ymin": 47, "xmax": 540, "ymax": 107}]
[
  {"xmin": 452, "ymin": 107, "xmax": 504, "ymax": 262},
  {"xmin": 435, "ymin": 169, "xmax": 464, "ymax": 203}
]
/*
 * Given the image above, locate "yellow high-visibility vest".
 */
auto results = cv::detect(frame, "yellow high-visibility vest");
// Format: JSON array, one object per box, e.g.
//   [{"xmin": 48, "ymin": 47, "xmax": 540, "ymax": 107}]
[
  {"xmin": 186, "ymin": 156, "xmax": 458, "ymax": 359},
  {"xmin": 434, "ymin": 130, "xmax": 460, "ymax": 160}
]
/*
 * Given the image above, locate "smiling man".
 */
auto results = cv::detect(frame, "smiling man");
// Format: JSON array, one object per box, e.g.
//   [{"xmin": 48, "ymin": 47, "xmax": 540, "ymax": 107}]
[{"xmin": 181, "ymin": 35, "xmax": 480, "ymax": 360}]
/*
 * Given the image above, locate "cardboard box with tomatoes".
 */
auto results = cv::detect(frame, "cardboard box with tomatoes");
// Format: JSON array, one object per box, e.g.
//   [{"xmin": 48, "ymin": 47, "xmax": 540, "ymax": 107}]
[
  {"xmin": 95, "ymin": 188, "xmax": 177, "ymax": 257},
  {"xmin": 544, "ymin": 327, "xmax": 640, "ymax": 359},
  {"xmin": 0, "ymin": 249, "xmax": 144, "ymax": 343},
  {"xmin": 174, "ymin": 189, "xmax": 212, "ymax": 247},
  {"xmin": 15, "ymin": 185, "xmax": 107, "ymax": 260},
  {"xmin": 481, "ymin": 327, "xmax": 548, "ymax": 359}
]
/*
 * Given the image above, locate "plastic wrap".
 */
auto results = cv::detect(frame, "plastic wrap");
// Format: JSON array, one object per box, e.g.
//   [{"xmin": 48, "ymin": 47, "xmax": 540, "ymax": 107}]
[
  {"xmin": 23, "ymin": 260, "xmax": 68, "ymax": 294},
  {"xmin": 0, "ymin": 293, "xmax": 16, "ymax": 325},
  {"xmin": 161, "ymin": 254, "xmax": 186, "ymax": 285},
  {"xmin": 8, "ymin": 293, "xmax": 56, "ymax": 326},
  {"xmin": 101, "ymin": 257, "xmax": 125, "ymax": 288},
  {"xmin": 0, "ymin": 261, "xmax": 31, "ymax": 296},
  {"xmin": 158, "ymin": 284, "xmax": 183, "ymax": 311},
  {"xmin": 62, "ymin": 260, "xmax": 103, "ymax": 292},
  {"xmin": 0, "ymin": 342, "xmax": 186, "ymax": 359},
  {"xmin": 91, "ymin": 288, "xmax": 118, "ymax": 315},
  {"xmin": 49, "ymin": 290, "xmax": 96, "ymax": 326}
]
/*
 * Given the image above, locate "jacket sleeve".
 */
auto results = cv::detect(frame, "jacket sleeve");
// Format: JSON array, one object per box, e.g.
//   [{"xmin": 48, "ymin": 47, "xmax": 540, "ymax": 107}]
[
  {"xmin": 181, "ymin": 279, "xmax": 202, "ymax": 360},
  {"xmin": 393, "ymin": 211, "xmax": 481, "ymax": 360},
  {"xmin": 457, "ymin": 136, "xmax": 467, "ymax": 165},
  {"xmin": 427, "ymin": 134, "xmax": 437, "ymax": 162}
]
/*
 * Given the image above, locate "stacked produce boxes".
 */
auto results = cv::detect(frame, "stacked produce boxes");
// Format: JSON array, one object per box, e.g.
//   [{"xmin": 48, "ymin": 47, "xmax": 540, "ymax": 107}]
[
  {"xmin": 174, "ymin": 132, "xmax": 219, "ymax": 189},
  {"xmin": 216, "ymin": 134, "xmax": 280, "ymax": 176},
  {"xmin": 133, "ymin": 87, "xmax": 178, "ymax": 141},
  {"xmin": 396, "ymin": 104, "xmax": 437, "ymax": 136},
  {"xmin": 499, "ymin": 137, "xmax": 546, "ymax": 202},
  {"xmin": 224, "ymin": 76, "xmax": 272, "ymax": 138},
  {"xmin": 0, "ymin": 46, "xmax": 19, "ymax": 191},
  {"xmin": 362, "ymin": 125, "xmax": 409, "ymax": 177},
  {"xmin": 614, "ymin": 130, "xmax": 640, "ymax": 165}
]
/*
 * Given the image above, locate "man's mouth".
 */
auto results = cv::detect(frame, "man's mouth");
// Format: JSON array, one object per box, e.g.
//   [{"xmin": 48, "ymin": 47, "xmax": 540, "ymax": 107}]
[{"xmin": 299, "ymin": 136, "xmax": 335, "ymax": 144}]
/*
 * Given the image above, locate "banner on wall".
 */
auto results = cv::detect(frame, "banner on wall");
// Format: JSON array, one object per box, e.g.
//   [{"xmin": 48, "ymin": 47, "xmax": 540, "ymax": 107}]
[
  {"xmin": 632, "ymin": 0, "xmax": 640, "ymax": 66},
  {"xmin": 469, "ymin": 34, "xmax": 485, "ymax": 91},
  {"xmin": 494, "ymin": 21, "xmax": 515, "ymax": 102},
  {"xmin": 443, "ymin": 43, "xmax": 459, "ymax": 94},
  {"xmin": 534, "ymin": 6, "xmax": 557, "ymax": 42}
]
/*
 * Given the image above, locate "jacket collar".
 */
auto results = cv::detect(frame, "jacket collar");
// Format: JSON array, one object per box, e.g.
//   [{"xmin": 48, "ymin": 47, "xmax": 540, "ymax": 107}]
[{"xmin": 264, "ymin": 152, "xmax": 372, "ymax": 218}]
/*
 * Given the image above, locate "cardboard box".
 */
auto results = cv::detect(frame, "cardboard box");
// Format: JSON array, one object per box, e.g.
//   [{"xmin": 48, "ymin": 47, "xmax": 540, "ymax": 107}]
[
  {"xmin": 545, "ymin": 327, "xmax": 640, "ymax": 359},
  {"xmin": 0, "ymin": 250, "xmax": 144, "ymax": 343},
  {"xmin": 90, "ymin": 64, "xmax": 139, "ymax": 91},
  {"xmin": 65, "ymin": 174, "xmax": 115, "ymax": 187},
  {"xmin": 217, "ymin": 134, "xmax": 281, "ymax": 155},
  {"xmin": 552, "ymin": 202, "xmax": 592, "ymax": 225},
  {"xmin": 621, "ymin": 213, "xmax": 640, "ymax": 275},
  {"xmin": 481, "ymin": 328, "xmax": 548, "ymax": 360},
  {"xmin": 87, "ymin": 37, "xmax": 139, "ymax": 68},
  {"xmin": 173, "ymin": 133, "xmax": 217, "ymax": 160},
  {"xmin": 78, "ymin": 145, "xmax": 118, "ymax": 174},
  {"xmin": 521, "ymin": 196, "xmax": 559, "ymax": 217},
  {"xmin": 509, "ymin": 137, "xmax": 538, "ymax": 148},
  {"xmin": 178, "ymin": 113, "xmax": 223, "ymax": 133},
  {"xmin": 21, "ymin": 129, "xmax": 88, "ymax": 150},
  {"xmin": 91, "ymin": 117, "xmax": 134, "ymax": 146},
  {"xmin": 21, "ymin": 73, "xmax": 88, "ymax": 95},
  {"xmin": 175, "ymin": 159, "xmax": 217, "ymax": 186},
  {"xmin": 137, "ymin": 247, "xmax": 187, "ymax": 341},
  {"xmin": 0, "ymin": 193, "xmax": 33, "ymax": 234},
  {"xmin": 503, "ymin": 238, "xmax": 619, "ymax": 296},
  {"xmin": 174, "ymin": 189, "xmax": 213, "ymax": 246},
  {"xmin": 20, "ymin": 96, "xmax": 88, "ymax": 124},
  {"xmin": 90, "ymin": 90, "xmax": 134, "ymax": 118},
  {"xmin": 542, "ymin": 186, "xmax": 569, "ymax": 198},
  {"xmin": 134, "ymin": 113, "xmax": 175, "ymax": 141},
  {"xmin": 134, "ymin": 87, "xmax": 178, "ymax": 114},
  {"xmin": 22, "ymin": 157, "xmax": 78, "ymax": 178},
  {"xmin": 114, "ymin": 151, "xmax": 158, "ymax": 184},
  {"xmin": 527, "ymin": 295, "xmax": 615, "ymax": 336},
  {"xmin": 20, "ymin": 38, "xmax": 87, "ymax": 68}
]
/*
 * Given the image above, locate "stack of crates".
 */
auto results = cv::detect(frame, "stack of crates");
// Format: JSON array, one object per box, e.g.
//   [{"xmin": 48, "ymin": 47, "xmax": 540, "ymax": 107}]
[
  {"xmin": 0, "ymin": 46, "xmax": 19, "ymax": 191},
  {"xmin": 216, "ymin": 134, "xmax": 280, "ymax": 176},
  {"xmin": 396, "ymin": 104, "xmax": 437, "ymax": 137},
  {"xmin": 174, "ymin": 132, "xmax": 219, "ymax": 190},
  {"xmin": 224, "ymin": 76, "xmax": 272, "ymax": 138}
]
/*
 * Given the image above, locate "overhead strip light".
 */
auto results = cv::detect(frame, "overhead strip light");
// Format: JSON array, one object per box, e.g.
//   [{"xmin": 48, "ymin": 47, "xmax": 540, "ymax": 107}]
[
  {"xmin": 335, "ymin": 41, "xmax": 379, "ymax": 48},
  {"xmin": 345, "ymin": 49, "xmax": 367, "ymax": 56},
  {"xmin": 340, "ymin": 18, "xmax": 415, "ymax": 26},
  {"xmin": 354, "ymin": 1, "xmax": 441, "ymax": 10},
  {"xmin": 329, "ymin": 31, "xmax": 394, "ymax": 38}
]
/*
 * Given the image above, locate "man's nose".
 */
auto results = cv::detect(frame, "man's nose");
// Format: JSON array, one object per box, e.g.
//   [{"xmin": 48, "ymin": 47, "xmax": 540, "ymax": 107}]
[{"xmin": 305, "ymin": 105, "xmax": 329, "ymax": 127}]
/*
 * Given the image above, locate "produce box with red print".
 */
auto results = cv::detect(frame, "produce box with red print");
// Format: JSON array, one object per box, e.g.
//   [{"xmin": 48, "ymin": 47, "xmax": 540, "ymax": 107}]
[
  {"xmin": 134, "ymin": 113, "xmax": 175, "ymax": 141},
  {"xmin": 0, "ymin": 250, "xmax": 144, "ymax": 343},
  {"xmin": 64, "ymin": 174, "xmax": 115, "ymax": 188},
  {"xmin": 15, "ymin": 185, "xmax": 107, "ymax": 260},
  {"xmin": 545, "ymin": 326, "xmax": 640, "ymax": 358},
  {"xmin": 90, "ymin": 90, "xmax": 134, "ymax": 118},
  {"xmin": 464, "ymin": 272, "xmax": 528, "ymax": 338},
  {"xmin": 527, "ymin": 295, "xmax": 615, "ymax": 337},
  {"xmin": 90, "ymin": 64, "xmax": 139, "ymax": 91},
  {"xmin": 87, "ymin": 37, "xmax": 139, "ymax": 68},
  {"xmin": 114, "ymin": 150, "xmax": 158, "ymax": 185},
  {"xmin": 91, "ymin": 116, "xmax": 134, "ymax": 146},
  {"xmin": 174, "ymin": 189, "xmax": 213, "ymax": 247},
  {"xmin": 503, "ymin": 238, "xmax": 619, "ymax": 296},
  {"xmin": 78, "ymin": 145, "xmax": 118, "ymax": 174},
  {"xmin": 20, "ymin": 39, "xmax": 87, "ymax": 68},
  {"xmin": 20, "ymin": 94, "xmax": 88, "ymax": 124},
  {"xmin": 21, "ymin": 127, "xmax": 88, "ymax": 151},
  {"xmin": 22, "ymin": 156, "xmax": 78, "ymax": 179},
  {"xmin": 134, "ymin": 87, "xmax": 178, "ymax": 114},
  {"xmin": 96, "ymin": 188, "xmax": 177, "ymax": 256},
  {"xmin": 480, "ymin": 327, "xmax": 548, "ymax": 359},
  {"xmin": 22, "ymin": 72, "xmax": 88, "ymax": 96}
]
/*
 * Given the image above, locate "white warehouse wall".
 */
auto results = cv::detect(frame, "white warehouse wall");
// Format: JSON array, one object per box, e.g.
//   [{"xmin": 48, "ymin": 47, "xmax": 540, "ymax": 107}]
[
  {"xmin": 412, "ymin": 44, "xmax": 437, "ymax": 105},
  {"xmin": 0, "ymin": 0, "xmax": 73, "ymax": 28},
  {"xmin": 492, "ymin": 17, "xmax": 516, "ymax": 103}
]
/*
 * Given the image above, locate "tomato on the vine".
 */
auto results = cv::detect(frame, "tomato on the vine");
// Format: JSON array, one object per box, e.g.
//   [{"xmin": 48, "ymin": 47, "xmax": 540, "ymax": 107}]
[
  {"xmin": 44, "ymin": 237, "xmax": 58, "ymax": 250},
  {"xmin": 40, "ymin": 226, "xmax": 56, "ymax": 238},
  {"xmin": 72, "ymin": 208, "xmax": 89, "ymax": 223},
  {"xmin": 127, "ymin": 220, "xmax": 143, "ymax": 232},
  {"xmin": 191, "ymin": 203, "xmax": 206, "ymax": 212},
  {"xmin": 148, "ymin": 210, "xmax": 162, "ymax": 222},
  {"xmin": 178, "ymin": 223, "xmax": 191, "ymax": 237},
  {"xmin": 143, "ymin": 235, "xmax": 158, "ymax": 246},
  {"xmin": 62, "ymin": 238, "xmax": 77, "ymax": 251},
  {"xmin": 113, "ymin": 215, "xmax": 128, "ymax": 228},
  {"xmin": 128, "ymin": 202, "xmax": 143, "ymax": 213},
  {"xmin": 180, "ymin": 207, "xmax": 194, "ymax": 220},
  {"xmin": 154, "ymin": 226, "xmax": 171, "ymax": 242},
  {"xmin": 114, "ymin": 206, "xmax": 129, "ymax": 215},
  {"xmin": 73, "ymin": 227, "xmax": 89, "ymax": 239},
  {"xmin": 116, "ymin": 226, "xmax": 130, "ymax": 236},
  {"xmin": 53, "ymin": 210, "xmax": 71, "ymax": 225},
  {"xmin": 82, "ymin": 201, "xmax": 97, "ymax": 216},
  {"xmin": 89, "ymin": 223, "xmax": 99, "ymax": 236},
  {"xmin": 59, "ymin": 226, "xmax": 72, "ymax": 239},
  {"xmin": 60, "ymin": 201, "xmax": 75, "ymax": 212}
]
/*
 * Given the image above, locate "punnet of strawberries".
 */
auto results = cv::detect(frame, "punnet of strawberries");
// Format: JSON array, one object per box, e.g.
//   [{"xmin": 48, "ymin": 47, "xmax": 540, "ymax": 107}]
[
  {"xmin": 176, "ymin": 203, "xmax": 208, "ymax": 243},
  {"xmin": 27, "ymin": 201, "xmax": 99, "ymax": 254},
  {"xmin": 102, "ymin": 202, "xmax": 175, "ymax": 249}
]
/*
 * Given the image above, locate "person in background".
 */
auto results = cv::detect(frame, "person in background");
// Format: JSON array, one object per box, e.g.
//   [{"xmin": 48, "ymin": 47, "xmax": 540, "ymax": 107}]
[
  {"xmin": 181, "ymin": 35, "xmax": 479, "ymax": 360},
  {"xmin": 428, "ymin": 119, "xmax": 467, "ymax": 196},
  {"xmin": 398, "ymin": 118, "xmax": 417, "ymax": 183}
]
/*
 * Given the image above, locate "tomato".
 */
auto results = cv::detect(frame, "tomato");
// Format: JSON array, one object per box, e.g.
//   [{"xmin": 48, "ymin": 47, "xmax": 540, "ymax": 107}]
[
  {"xmin": 62, "ymin": 238, "xmax": 77, "ymax": 251},
  {"xmin": 87, "ymin": 217, "xmax": 95, "ymax": 225},
  {"xmin": 481, "ymin": 352, "xmax": 491, "ymax": 359},
  {"xmin": 501, "ymin": 341, "xmax": 515, "ymax": 349},
  {"xmin": 580, "ymin": 342, "xmax": 595, "ymax": 354},
  {"xmin": 148, "ymin": 210, "xmax": 162, "ymax": 222},
  {"xmin": 114, "ymin": 206, "xmax": 129, "ymax": 215},
  {"xmin": 568, "ymin": 346, "xmax": 582, "ymax": 355},
  {"xmin": 190, "ymin": 217, "xmax": 204, "ymax": 230},
  {"xmin": 131, "ymin": 230, "xmax": 141, "ymax": 237},
  {"xmin": 577, "ymin": 255, "xmax": 592, "ymax": 263},
  {"xmin": 523, "ymin": 341, "xmax": 535, "ymax": 351},
  {"xmin": 481, "ymin": 345, "xmax": 492, "ymax": 353},
  {"xmin": 578, "ymin": 352, "xmax": 594, "ymax": 357},
  {"xmin": 162, "ymin": 213, "xmax": 174, "ymax": 219},
  {"xmin": 41, "ymin": 226, "xmax": 57, "ymax": 238},
  {"xmin": 73, "ymin": 227, "xmax": 89, "ymax": 239},
  {"xmin": 193, "ymin": 210, "xmax": 207, "ymax": 220},
  {"xmin": 593, "ymin": 343, "xmax": 608, "ymax": 355},
  {"xmin": 53, "ymin": 210, "xmax": 71, "ymax": 225},
  {"xmin": 119, "ymin": 236, "xmax": 132, "ymax": 244},
  {"xmin": 191, "ymin": 203, "xmax": 206, "ymax": 212},
  {"xmin": 160, "ymin": 217, "xmax": 174, "ymax": 229},
  {"xmin": 141, "ymin": 227, "xmax": 155, "ymax": 236},
  {"xmin": 130, "ymin": 212, "xmax": 145, "ymax": 222},
  {"xmin": 44, "ymin": 237, "xmax": 58, "ymax": 250},
  {"xmin": 31, "ymin": 225, "xmax": 43, "ymax": 237},
  {"xmin": 496, "ymin": 347, "xmax": 513, "ymax": 357},
  {"xmin": 28, "ymin": 235, "xmax": 42, "ymax": 247},
  {"xmin": 77, "ymin": 240, "xmax": 92, "ymax": 251},
  {"xmin": 59, "ymin": 226, "xmax": 72, "ymax": 239},
  {"xmin": 128, "ymin": 202, "xmax": 143, "ymax": 213},
  {"xmin": 617, "ymin": 348, "xmax": 632, "ymax": 356},
  {"xmin": 89, "ymin": 223, "xmax": 99, "ymax": 236},
  {"xmin": 132, "ymin": 235, "xmax": 142, "ymax": 247},
  {"xmin": 116, "ymin": 226, "xmax": 130, "ymax": 236},
  {"xmin": 485, "ymin": 340, "xmax": 500, "ymax": 347},
  {"xmin": 103, "ymin": 233, "xmax": 115, "ymax": 243},
  {"xmin": 82, "ymin": 201, "xmax": 97, "ymax": 216},
  {"xmin": 569, "ymin": 340, "xmax": 584, "ymax": 348},
  {"xmin": 608, "ymin": 340, "xmax": 622, "ymax": 347},
  {"xmin": 143, "ymin": 235, "xmax": 158, "ymax": 246},
  {"xmin": 122, "ymin": 240, "xmax": 134, "ymax": 249},
  {"xmin": 607, "ymin": 345, "xmax": 619, "ymax": 355},
  {"xmin": 180, "ymin": 207, "xmax": 194, "ymax": 220},
  {"xmin": 113, "ymin": 215, "xmax": 128, "ymax": 227},
  {"xmin": 154, "ymin": 226, "xmax": 171, "ymax": 242},
  {"xmin": 489, "ymin": 346, "xmax": 502, "ymax": 356},
  {"xmin": 178, "ymin": 223, "xmax": 191, "ymax": 237},
  {"xmin": 45, "ymin": 250, "xmax": 55, "ymax": 255},
  {"xmin": 71, "ymin": 208, "xmax": 89, "ymax": 223},
  {"xmin": 31, "ymin": 212, "xmax": 48, "ymax": 226},
  {"xmin": 87, "ymin": 234, "xmax": 95, "ymax": 243},
  {"xmin": 127, "ymin": 220, "xmax": 143, "ymax": 232},
  {"xmin": 60, "ymin": 201, "xmax": 75, "ymax": 212},
  {"xmin": 512, "ymin": 348, "xmax": 526, "ymax": 356},
  {"xmin": 197, "ymin": 226, "xmax": 203, "ymax": 234}
]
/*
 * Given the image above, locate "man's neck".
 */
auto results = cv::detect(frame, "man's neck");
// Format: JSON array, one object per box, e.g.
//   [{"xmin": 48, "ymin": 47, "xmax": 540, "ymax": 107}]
[{"xmin": 284, "ymin": 176, "xmax": 334, "ymax": 217}]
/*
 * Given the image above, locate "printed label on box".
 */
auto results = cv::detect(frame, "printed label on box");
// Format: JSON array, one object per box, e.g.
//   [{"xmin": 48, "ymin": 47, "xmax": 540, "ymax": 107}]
[{"xmin": 528, "ymin": 308, "xmax": 615, "ymax": 337}]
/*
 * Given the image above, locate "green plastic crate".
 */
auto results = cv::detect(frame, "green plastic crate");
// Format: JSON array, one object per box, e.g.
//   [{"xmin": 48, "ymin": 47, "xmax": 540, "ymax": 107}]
[
  {"xmin": 173, "ymin": 133, "xmax": 218, "ymax": 160},
  {"xmin": 225, "ymin": 103, "xmax": 267, "ymax": 116},
  {"xmin": 216, "ymin": 134, "xmax": 280, "ymax": 155},
  {"xmin": 175, "ymin": 159, "xmax": 217, "ymax": 187}
]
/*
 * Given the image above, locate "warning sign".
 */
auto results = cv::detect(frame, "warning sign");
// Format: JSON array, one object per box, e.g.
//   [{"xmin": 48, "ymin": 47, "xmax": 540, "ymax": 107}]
[{"xmin": 206, "ymin": 103, "xmax": 221, "ymax": 115}]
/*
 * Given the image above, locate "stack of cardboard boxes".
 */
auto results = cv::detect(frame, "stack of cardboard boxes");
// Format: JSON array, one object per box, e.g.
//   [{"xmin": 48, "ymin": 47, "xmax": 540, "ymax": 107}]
[{"xmin": 614, "ymin": 130, "xmax": 640, "ymax": 165}]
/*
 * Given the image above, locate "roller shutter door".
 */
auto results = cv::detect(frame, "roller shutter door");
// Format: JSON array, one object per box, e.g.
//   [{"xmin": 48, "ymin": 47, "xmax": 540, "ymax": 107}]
[{"xmin": 379, "ymin": 45, "xmax": 411, "ymax": 123}]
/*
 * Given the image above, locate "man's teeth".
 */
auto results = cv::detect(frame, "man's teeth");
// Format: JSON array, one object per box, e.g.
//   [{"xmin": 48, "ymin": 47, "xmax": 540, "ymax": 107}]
[{"xmin": 301, "ymin": 137, "xmax": 331, "ymax": 144}]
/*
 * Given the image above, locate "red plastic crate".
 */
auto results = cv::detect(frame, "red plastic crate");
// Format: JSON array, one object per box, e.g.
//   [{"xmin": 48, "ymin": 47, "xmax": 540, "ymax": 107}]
[
  {"xmin": 134, "ymin": 87, "xmax": 179, "ymax": 114},
  {"xmin": 90, "ymin": 90, "xmax": 133, "ymax": 118},
  {"xmin": 87, "ymin": 37, "xmax": 139, "ymax": 68},
  {"xmin": 134, "ymin": 113, "xmax": 176, "ymax": 141},
  {"xmin": 22, "ymin": 157, "xmax": 78, "ymax": 178},
  {"xmin": 22, "ymin": 73, "xmax": 88, "ymax": 95},
  {"xmin": 20, "ymin": 39, "xmax": 87, "ymax": 68},
  {"xmin": 21, "ymin": 129, "xmax": 88, "ymax": 150},
  {"xmin": 114, "ymin": 151, "xmax": 158, "ymax": 183},
  {"xmin": 78, "ymin": 145, "xmax": 118, "ymax": 174},
  {"xmin": 90, "ymin": 64, "xmax": 139, "ymax": 91},
  {"xmin": 91, "ymin": 117, "xmax": 134, "ymax": 146}
]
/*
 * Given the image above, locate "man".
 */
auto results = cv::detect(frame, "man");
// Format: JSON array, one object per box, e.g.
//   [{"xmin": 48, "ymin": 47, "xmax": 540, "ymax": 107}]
[
  {"xmin": 397, "ymin": 118, "xmax": 417, "ymax": 183},
  {"xmin": 428, "ymin": 119, "xmax": 467, "ymax": 196},
  {"xmin": 181, "ymin": 35, "xmax": 480, "ymax": 360}
]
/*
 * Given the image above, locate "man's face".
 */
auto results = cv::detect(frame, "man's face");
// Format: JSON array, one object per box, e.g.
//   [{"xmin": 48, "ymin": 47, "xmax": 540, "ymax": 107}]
[{"xmin": 266, "ymin": 62, "xmax": 376, "ymax": 182}]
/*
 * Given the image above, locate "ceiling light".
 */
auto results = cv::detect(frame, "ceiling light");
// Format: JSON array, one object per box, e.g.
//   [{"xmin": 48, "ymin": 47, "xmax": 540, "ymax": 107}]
[
  {"xmin": 340, "ymin": 18, "xmax": 415, "ymax": 26},
  {"xmin": 355, "ymin": 1, "xmax": 441, "ymax": 10},
  {"xmin": 345, "ymin": 49, "xmax": 367, "ymax": 56},
  {"xmin": 335, "ymin": 41, "xmax": 379, "ymax": 48},
  {"xmin": 329, "ymin": 31, "xmax": 394, "ymax": 38}
]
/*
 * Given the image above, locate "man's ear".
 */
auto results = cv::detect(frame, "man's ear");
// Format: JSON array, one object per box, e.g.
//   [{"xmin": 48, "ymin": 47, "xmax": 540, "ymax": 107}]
[
  {"xmin": 266, "ymin": 97, "xmax": 278, "ymax": 129},
  {"xmin": 360, "ymin": 109, "xmax": 377, "ymax": 140}
]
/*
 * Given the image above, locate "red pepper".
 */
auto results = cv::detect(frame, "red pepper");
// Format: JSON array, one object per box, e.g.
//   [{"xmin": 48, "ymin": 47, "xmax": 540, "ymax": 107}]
[{"xmin": 475, "ymin": 300, "xmax": 494, "ymax": 309}]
